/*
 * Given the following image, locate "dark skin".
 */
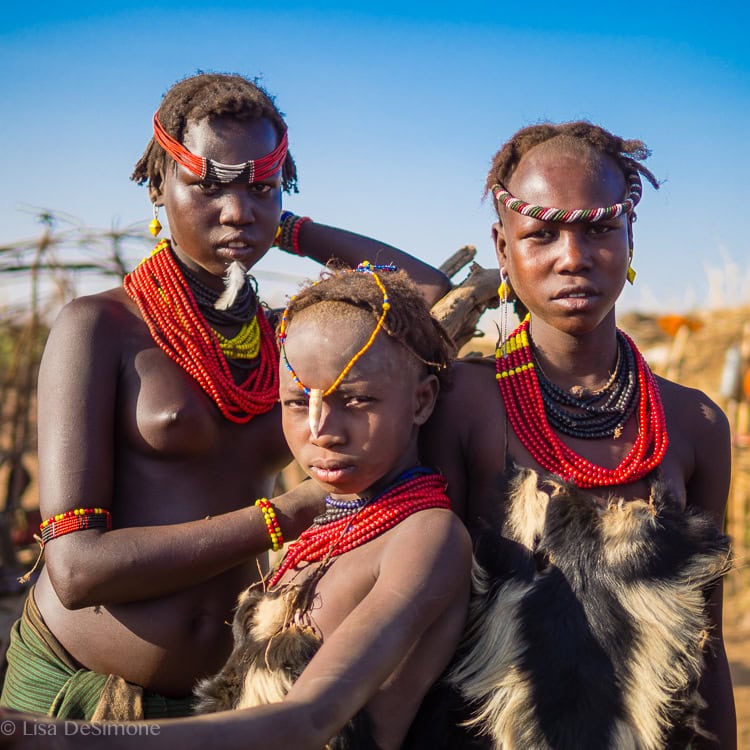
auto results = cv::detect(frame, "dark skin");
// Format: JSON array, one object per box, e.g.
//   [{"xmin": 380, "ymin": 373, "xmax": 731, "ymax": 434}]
[
  {"xmin": 4, "ymin": 303, "xmax": 471, "ymax": 750},
  {"xmin": 421, "ymin": 142, "xmax": 736, "ymax": 748},
  {"xmin": 32, "ymin": 114, "xmax": 450, "ymax": 698}
]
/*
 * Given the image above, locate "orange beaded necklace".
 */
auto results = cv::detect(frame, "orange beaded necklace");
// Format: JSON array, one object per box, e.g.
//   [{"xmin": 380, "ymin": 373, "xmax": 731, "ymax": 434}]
[{"xmin": 124, "ymin": 240, "xmax": 279, "ymax": 423}]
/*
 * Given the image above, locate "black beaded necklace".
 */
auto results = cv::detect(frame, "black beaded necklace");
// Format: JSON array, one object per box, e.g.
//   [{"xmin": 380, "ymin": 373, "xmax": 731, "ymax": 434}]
[
  {"xmin": 173, "ymin": 255, "xmax": 259, "ymax": 327},
  {"xmin": 532, "ymin": 330, "xmax": 640, "ymax": 440}
]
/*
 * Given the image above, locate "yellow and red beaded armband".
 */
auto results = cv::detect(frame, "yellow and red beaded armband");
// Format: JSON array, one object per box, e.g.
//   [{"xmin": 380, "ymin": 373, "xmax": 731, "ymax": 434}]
[
  {"xmin": 255, "ymin": 498, "xmax": 284, "ymax": 552},
  {"xmin": 39, "ymin": 507, "xmax": 112, "ymax": 545}
]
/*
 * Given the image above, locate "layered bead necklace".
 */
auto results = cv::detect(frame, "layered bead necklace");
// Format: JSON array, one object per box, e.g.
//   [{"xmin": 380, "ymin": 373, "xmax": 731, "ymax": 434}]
[
  {"xmin": 534, "ymin": 329, "xmax": 638, "ymax": 440},
  {"xmin": 269, "ymin": 469, "xmax": 450, "ymax": 587},
  {"xmin": 496, "ymin": 317, "xmax": 668, "ymax": 488},
  {"xmin": 124, "ymin": 239, "xmax": 279, "ymax": 423}
]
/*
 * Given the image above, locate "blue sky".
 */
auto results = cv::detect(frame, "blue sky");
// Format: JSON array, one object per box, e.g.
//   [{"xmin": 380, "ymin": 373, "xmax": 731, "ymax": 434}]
[{"xmin": 2, "ymin": 2, "xmax": 748, "ymax": 316}]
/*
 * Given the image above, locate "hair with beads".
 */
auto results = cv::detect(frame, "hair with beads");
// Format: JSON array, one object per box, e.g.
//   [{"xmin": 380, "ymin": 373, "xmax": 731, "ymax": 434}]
[
  {"xmin": 485, "ymin": 120, "xmax": 659, "ymax": 217},
  {"xmin": 280, "ymin": 266, "xmax": 456, "ymax": 387},
  {"xmin": 131, "ymin": 72, "xmax": 297, "ymax": 194}
]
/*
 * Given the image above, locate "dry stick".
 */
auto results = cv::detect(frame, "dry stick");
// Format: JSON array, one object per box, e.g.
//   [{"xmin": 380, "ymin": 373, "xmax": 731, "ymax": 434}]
[{"xmin": 431, "ymin": 262, "xmax": 501, "ymax": 350}]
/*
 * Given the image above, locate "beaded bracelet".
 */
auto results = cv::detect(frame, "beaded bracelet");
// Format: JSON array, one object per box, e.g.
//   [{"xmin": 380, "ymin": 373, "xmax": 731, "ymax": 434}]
[
  {"xmin": 274, "ymin": 211, "xmax": 311, "ymax": 256},
  {"xmin": 39, "ymin": 507, "xmax": 113, "ymax": 545},
  {"xmin": 255, "ymin": 498, "xmax": 284, "ymax": 551}
]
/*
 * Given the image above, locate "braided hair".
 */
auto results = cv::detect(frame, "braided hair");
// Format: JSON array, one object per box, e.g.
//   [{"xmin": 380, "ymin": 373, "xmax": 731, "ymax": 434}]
[
  {"xmin": 281, "ymin": 266, "xmax": 456, "ymax": 387},
  {"xmin": 485, "ymin": 120, "xmax": 659, "ymax": 216},
  {"xmin": 131, "ymin": 72, "xmax": 298, "ymax": 194}
]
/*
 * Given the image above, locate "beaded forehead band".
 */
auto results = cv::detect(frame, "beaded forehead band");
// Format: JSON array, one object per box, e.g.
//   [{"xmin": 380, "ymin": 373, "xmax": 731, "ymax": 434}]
[
  {"xmin": 152, "ymin": 112, "xmax": 288, "ymax": 184},
  {"xmin": 278, "ymin": 261, "xmax": 395, "ymax": 438},
  {"xmin": 491, "ymin": 170, "xmax": 642, "ymax": 223}
]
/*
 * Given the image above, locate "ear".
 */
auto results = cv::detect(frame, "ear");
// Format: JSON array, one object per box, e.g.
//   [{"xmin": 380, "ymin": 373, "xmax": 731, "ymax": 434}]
[
  {"xmin": 413, "ymin": 373, "xmax": 440, "ymax": 426},
  {"xmin": 492, "ymin": 221, "xmax": 508, "ymax": 269},
  {"xmin": 148, "ymin": 183, "xmax": 164, "ymax": 206}
]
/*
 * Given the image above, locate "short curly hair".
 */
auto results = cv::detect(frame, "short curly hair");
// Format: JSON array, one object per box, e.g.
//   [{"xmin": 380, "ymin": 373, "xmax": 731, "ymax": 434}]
[
  {"xmin": 280, "ymin": 266, "xmax": 456, "ymax": 387},
  {"xmin": 131, "ymin": 71, "xmax": 297, "ymax": 194},
  {"xmin": 486, "ymin": 120, "xmax": 659, "ymax": 216}
]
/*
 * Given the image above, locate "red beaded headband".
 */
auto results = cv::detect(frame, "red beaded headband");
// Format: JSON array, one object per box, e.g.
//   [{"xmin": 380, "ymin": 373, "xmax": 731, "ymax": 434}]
[
  {"xmin": 491, "ymin": 170, "xmax": 643, "ymax": 223},
  {"xmin": 152, "ymin": 112, "xmax": 288, "ymax": 183}
]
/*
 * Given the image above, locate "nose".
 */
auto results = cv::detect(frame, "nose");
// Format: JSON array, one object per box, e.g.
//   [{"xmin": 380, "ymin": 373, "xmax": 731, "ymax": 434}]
[
  {"xmin": 219, "ymin": 186, "xmax": 255, "ymax": 226},
  {"xmin": 310, "ymin": 400, "xmax": 345, "ymax": 447},
  {"xmin": 555, "ymin": 227, "xmax": 592, "ymax": 274}
]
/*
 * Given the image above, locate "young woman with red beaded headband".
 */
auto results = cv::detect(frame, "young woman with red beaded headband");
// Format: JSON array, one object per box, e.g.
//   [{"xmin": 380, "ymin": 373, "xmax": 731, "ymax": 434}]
[
  {"xmin": 0, "ymin": 71, "xmax": 450, "ymax": 721},
  {"xmin": 409, "ymin": 121, "xmax": 735, "ymax": 749}
]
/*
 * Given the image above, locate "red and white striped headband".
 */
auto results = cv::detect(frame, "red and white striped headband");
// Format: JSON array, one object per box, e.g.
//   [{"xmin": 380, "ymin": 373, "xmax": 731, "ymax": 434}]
[
  {"xmin": 491, "ymin": 170, "xmax": 642, "ymax": 223},
  {"xmin": 152, "ymin": 112, "xmax": 288, "ymax": 184}
]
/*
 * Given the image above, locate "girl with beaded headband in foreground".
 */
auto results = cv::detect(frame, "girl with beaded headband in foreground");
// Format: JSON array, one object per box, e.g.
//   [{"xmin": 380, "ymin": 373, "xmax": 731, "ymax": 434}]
[
  {"xmin": 0, "ymin": 71, "xmax": 450, "ymax": 722},
  {"xmin": 407, "ymin": 121, "xmax": 735, "ymax": 749},
  {"xmin": 193, "ymin": 263, "xmax": 471, "ymax": 749}
]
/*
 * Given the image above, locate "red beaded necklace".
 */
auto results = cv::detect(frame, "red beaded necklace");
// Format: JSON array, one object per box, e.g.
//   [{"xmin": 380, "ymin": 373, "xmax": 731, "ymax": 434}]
[
  {"xmin": 123, "ymin": 240, "xmax": 279, "ymax": 423},
  {"xmin": 269, "ymin": 471, "xmax": 450, "ymax": 587},
  {"xmin": 495, "ymin": 317, "xmax": 668, "ymax": 488}
]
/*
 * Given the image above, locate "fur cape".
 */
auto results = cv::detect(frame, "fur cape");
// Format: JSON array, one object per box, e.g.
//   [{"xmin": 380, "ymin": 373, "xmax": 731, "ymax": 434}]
[
  {"xmin": 193, "ymin": 580, "xmax": 379, "ymax": 749},
  {"xmin": 408, "ymin": 468, "xmax": 732, "ymax": 750}
]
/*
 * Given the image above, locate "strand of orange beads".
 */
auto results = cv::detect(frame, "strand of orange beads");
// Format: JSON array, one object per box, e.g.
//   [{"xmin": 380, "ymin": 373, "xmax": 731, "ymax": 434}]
[
  {"xmin": 269, "ymin": 469, "xmax": 450, "ymax": 587},
  {"xmin": 124, "ymin": 240, "xmax": 279, "ymax": 423},
  {"xmin": 495, "ymin": 316, "xmax": 668, "ymax": 488}
]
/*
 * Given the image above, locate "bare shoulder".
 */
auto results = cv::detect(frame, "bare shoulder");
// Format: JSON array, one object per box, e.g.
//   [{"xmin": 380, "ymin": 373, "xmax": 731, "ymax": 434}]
[
  {"xmin": 657, "ymin": 375, "xmax": 730, "ymax": 436},
  {"xmin": 656, "ymin": 375, "xmax": 731, "ymax": 522},
  {"xmin": 380, "ymin": 508, "xmax": 472, "ymax": 591},
  {"xmin": 51, "ymin": 286, "xmax": 136, "ymax": 335}
]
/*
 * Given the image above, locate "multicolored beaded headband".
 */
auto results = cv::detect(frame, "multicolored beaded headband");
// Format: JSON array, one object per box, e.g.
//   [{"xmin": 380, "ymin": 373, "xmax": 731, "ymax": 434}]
[
  {"xmin": 152, "ymin": 112, "xmax": 288, "ymax": 184},
  {"xmin": 490, "ymin": 170, "xmax": 643, "ymax": 223},
  {"xmin": 278, "ymin": 261, "xmax": 395, "ymax": 438}
]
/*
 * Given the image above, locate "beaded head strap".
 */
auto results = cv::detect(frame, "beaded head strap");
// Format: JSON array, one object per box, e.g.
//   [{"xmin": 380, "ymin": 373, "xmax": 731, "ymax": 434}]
[
  {"xmin": 491, "ymin": 170, "xmax": 643, "ymax": 223},
  {"xmin": 278, "ymin": 261, "xmax": 395, "ymax": 438},
  {"xmin": 152, "ymin": 112, "xmax": 288, "ymax": 184}
]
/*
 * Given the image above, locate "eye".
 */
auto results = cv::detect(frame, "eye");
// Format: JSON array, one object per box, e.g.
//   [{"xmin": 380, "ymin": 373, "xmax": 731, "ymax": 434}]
[
  {"xmin": 525, "ymin": 228, "xmax": 556, "ymax": 241},
  {"xmin": 249, "ymin": 182, "xmax": 273, "ymax": 194},
  {"xmin": 344, "ymin": 395, "xmax": 374, "ymax": 407},
  {"xmin": 198, "ymin": 181, "xmax": 222, "ymax": 195},
  {"xmin": 282, "ymin": 397, "xmax": 309, "ymax": 410},
  {"xmin": 587, "ymin": 223, "xmax": 614, "ymax": 236}
]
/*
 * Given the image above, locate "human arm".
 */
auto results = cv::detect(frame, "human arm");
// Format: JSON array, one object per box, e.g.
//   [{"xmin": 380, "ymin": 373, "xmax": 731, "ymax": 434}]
[
  {"xmin": 680, "ymin": 385, "xmax": 736, "ymax": 749},
  {"xmin": 279, "ymin": 509, "xmax": 472, "ymax": 749},
  {"xmin": 37, "ymin": 294, "xmax": 324, "ymax": 608},
  {"xmin": 293, "ymin": 218, "xmax": 451, "ymax": 306}
]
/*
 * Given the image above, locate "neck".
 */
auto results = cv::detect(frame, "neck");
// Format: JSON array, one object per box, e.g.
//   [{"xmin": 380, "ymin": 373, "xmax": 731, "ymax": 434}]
[{"xmin": 528, "ymin": 313, "xmax": 619, "ymax": 392}]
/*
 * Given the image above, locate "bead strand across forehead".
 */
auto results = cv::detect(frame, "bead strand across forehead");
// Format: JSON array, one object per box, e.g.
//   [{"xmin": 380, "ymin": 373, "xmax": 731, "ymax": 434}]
[
  {"xmin": 491, "ymin": 170, "xmax": 642, "ymax": 223},
  {"xmin": 278, "ymin": 261, "xmax": 395, "ymax": 437},
  {"xmin": 152, "ymin": 112, "xmax": 288, "ymax": 184}
]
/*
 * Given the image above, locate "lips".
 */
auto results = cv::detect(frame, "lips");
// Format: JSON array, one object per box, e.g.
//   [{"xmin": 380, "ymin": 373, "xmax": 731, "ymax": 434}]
[
  {"xmin": 553, "ymin": 285, "xmax": 598, "ymax": 300},
  {"xmin": 308, "ymin": 460, "xmax": 356, "ymax": 487}
]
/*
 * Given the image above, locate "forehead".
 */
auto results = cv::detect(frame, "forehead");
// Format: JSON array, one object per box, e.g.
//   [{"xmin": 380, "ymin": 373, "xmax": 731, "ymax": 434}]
[
  {"xmin": 181, "ymin": 115, "xmax": 278, "ymax": 164},
  {"xmin": 507, "ymin": 140, "xmax": 626, "ymax": 211},
  {"xmin": 281, "ymin": 304, "xmax": 411, "ymax": 386}
]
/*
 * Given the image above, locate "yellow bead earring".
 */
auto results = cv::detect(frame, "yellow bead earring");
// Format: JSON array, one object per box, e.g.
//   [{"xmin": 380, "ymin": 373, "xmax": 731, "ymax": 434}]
[
  {"xmin": 626, "ymin": 249, "xmax": 637, "ymax": 285},
  {"xmin": 149, "ymin": 203, "xmax": 163, "ymax": 237}
]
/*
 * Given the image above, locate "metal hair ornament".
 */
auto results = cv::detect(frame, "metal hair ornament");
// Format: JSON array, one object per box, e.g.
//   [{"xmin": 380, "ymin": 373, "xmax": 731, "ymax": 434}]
[
  {"xmin": 491, "ymin": 170, "xmax": 643, "ymax": 223},
  {"xmin": 152, "ymin": 112, "xmax": 288, "ymax": 184},
  {"xmin": 278, "ymin": 261, "xmax": 396, "ymax": 438}
]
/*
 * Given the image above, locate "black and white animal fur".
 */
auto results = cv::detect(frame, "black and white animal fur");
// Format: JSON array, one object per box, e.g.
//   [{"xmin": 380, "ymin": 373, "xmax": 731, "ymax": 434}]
[
  {"xmin": 194, "ymin": 581, "xmax": 379, "ymax": 750},
  {"xmin": 411, "ymin": 467, "xmax": 731, "ymax": 750}
]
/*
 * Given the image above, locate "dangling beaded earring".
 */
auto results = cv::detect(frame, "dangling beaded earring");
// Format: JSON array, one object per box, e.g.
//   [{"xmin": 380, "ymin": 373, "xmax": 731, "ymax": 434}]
[
  {"xmin": 498, "ymin": 269, "xmax": 512, "ymax": 346},
  {"xmin": 626, "ymin": 249, "xmax": 637, "ymax": 285},
  {"xmin": 149, "ymin": 203, "xmax": 163, "ymax": 237}
]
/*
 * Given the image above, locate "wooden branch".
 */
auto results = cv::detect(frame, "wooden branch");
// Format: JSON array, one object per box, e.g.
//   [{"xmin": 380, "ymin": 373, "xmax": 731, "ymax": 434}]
[
  {"xmin": 439, "ymin": 245, "xmax": 477, "ymax": 279},
  {"xmin": 431, "ymin": 262, "xmax": 501, "ymax": 349}
]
